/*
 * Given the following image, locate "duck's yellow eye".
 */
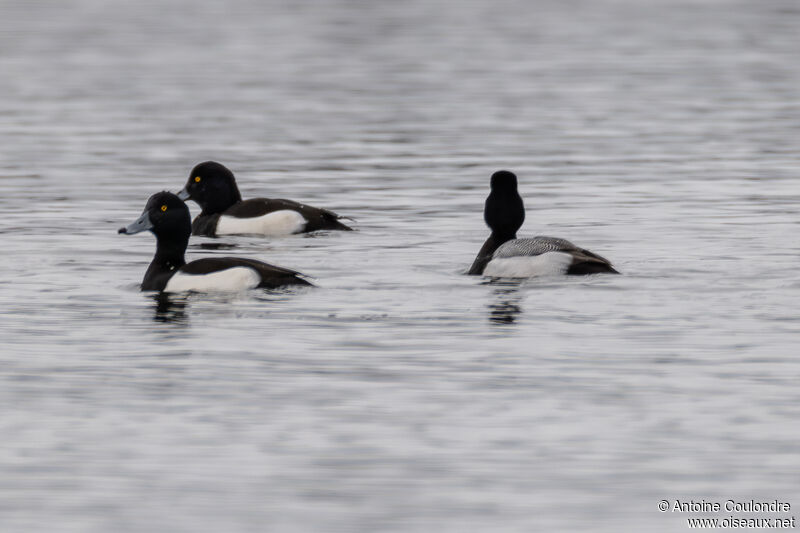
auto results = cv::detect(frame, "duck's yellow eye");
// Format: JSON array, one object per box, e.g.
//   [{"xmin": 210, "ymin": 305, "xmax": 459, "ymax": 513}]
[
  {"xmin": 194, "ymin": 176, "xmax": 201, "ymax": 183},
  {"xmin": 161, "ymin": 205, "xmax": 167, "ymax": 212}
]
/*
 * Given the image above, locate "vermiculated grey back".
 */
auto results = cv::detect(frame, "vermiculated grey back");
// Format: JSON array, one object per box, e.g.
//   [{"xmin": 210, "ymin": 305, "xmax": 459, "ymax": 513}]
[{"xmin": 493, "ymin": 237, "xmax": 581, "ymax": 258}]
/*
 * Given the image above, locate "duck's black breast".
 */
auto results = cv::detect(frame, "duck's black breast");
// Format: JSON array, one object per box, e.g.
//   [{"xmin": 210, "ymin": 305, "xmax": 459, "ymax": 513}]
[
  {"xmin": 181, "ymin": 257, "xmax": 312, "ymax": 288},
  {"xmin": 191, "ymin": 213, "xmax": 222, "ymax": 236},
  {"xmin": 142, "ymin": 264, "xmax": 180, "ymax": 292}
]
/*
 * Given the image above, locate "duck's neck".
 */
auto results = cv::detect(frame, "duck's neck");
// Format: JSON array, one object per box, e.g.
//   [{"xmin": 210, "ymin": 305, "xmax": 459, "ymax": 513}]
[
  {"xmin": 143, "ymin": 234, "xmax": 188, "ymax": 290},
  {"xmin": 154, "ymin": 232, "xmax": 188, "ymax": 266},
  {"xmin": 201, "ymin": 183, "xmax": 243, "ymax": 215},
  {"xmin": 468, "ymin": 231, "xmax": 515, "ymax": 275}
]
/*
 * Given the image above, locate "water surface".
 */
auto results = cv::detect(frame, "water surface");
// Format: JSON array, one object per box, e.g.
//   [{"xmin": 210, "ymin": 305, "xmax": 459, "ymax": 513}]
[{"xmin": 1, "ymin": 0, "xmax": 799, "ymax": 531}]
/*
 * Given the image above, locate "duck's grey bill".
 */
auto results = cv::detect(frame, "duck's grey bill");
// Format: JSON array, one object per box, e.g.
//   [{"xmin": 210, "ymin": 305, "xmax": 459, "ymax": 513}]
[
  {"xmin": 118, "ymin": 211, "xmax": 153, "ymax": 235},
  {"xmin": 176, "ymin": 188, "xmax": 190, "ymax": 201}
]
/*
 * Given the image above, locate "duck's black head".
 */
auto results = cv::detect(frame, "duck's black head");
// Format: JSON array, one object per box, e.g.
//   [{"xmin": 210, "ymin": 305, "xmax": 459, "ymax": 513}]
[
  {"xmin": 484, "ymin": 170, "xmax": 524, "ymax": 238},
  {"xmin": 489, "ymin": 170, "xmax": 518, "ymax": 191},
  {"xmin": 466, "ymin": 170, "xmax": 526, "ymax": 275},
  {"xmin": 176, "ymin": 161, "xmax": 243, "ymax": 215},
  {"xmin": 118, "ymin": 191, "xmax": 192, "ymax": 242}
]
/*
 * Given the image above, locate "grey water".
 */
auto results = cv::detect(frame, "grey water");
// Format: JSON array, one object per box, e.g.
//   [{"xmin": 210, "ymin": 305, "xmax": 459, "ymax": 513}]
[{"xmin": 1, "ymin": 0, "xmax": 799, "ymax": 531}]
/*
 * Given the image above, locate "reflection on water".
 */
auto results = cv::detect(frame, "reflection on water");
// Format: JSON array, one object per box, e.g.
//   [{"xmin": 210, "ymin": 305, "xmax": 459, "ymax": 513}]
[
  {"xmin": 1, "ymin": 0, "xmax": 799, "ymax": 531},
  {"xmin": 486, "ymin": 279, "xmax": 524, "ymax": 325},
  {"xmin": 150, "ymin": 286, "xmax": 310, "ymax": 324},
  {"xmin": 152, "ymin": 293, "xmax": 189, "ymax": 324},
  {"xmin": 190, "ymin": 242, "xmax": 241, "ymax": 251}
]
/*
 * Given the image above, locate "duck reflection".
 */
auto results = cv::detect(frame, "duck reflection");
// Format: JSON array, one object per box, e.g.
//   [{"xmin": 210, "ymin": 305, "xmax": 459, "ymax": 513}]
[
  {"xmin": 152, "ymin": 293, "xmax": 189, "ymax": 324},
  {"xmin": 485, "ymin": 279, "xmax": 524, "ymax": 325},
  {"xmin": 190, "ymin": 241, "xmax": 239, "ymax": 251}
]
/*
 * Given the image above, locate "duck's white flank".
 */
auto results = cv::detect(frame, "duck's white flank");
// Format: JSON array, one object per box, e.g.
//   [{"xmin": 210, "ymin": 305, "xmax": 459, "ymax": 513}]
[
  {"xmin": 164, "ymin": 266, "xmax": 261, "ymax": 293},
  {"xmin": 216, "ymin": 210, "xmax": 307, "ymax": 236},
  {"xmin": 483, "ymin": 251, "xmax": 573, "ymax": 278}
]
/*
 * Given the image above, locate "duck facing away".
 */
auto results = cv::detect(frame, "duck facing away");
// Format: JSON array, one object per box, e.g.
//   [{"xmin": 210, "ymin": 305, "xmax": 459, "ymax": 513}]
[
  {"xmin": 468, "ymin": 171, "xmax": 618, "ymax": 277},
  {"xmin": 119, "ymin": 192, "xmax": 312, "ymax": 292},
  {"xmin": 176, "ymin": 161, "xmax": 353, "ymax": 237}
]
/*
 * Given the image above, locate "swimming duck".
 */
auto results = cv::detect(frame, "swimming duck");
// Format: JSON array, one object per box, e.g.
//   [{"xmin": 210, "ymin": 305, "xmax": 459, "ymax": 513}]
[
  {"xmin": 119, "ymin": 192, "xmax": 312, "ymax": 292},
  {"xmin": 468, "ymin": 171, "xmax": 618, "ymax": 277},
  {"xmin": 176, "ymin": 161, "xmax": 352, "ymax": 236}
]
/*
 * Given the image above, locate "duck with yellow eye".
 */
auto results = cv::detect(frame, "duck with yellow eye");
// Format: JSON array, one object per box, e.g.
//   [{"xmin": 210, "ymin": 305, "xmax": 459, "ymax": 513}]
[
  {"xmin": 176, "ymin": 161, "xmax": 353, "ymax": 237},
  {"xmin": 118, "ymin": 192, "xmax": 312, "ymax": 292}
]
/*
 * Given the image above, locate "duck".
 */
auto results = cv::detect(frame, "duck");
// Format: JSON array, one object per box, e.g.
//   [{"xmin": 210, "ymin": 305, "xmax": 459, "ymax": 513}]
[
  {"xmin": 468, "ymin": 171, "xmax": 618, "ymax": 277},
  {"xmin": 176, "ymin": 161, "xmax": 353, "ymax": 237},
  {"xmin": 118, "ymin": 192, "xmax": 312, "ymax": 292}
]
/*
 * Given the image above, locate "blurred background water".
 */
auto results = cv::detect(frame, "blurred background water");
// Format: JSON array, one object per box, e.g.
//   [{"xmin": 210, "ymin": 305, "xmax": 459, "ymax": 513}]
[{"xmin": 1, "ymin": 0, "xmax": 799, "ymax": 531}]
